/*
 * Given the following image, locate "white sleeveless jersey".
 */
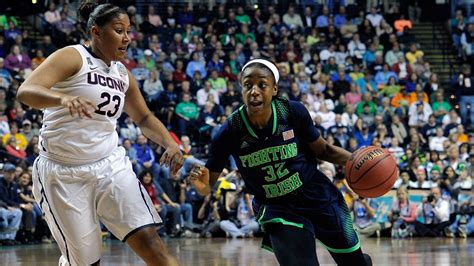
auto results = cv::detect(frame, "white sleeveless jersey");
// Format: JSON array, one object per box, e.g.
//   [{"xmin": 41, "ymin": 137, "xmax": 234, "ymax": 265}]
[{"xmin": 39, "ymin": 45, "xmax": 130, "ymax": 165}]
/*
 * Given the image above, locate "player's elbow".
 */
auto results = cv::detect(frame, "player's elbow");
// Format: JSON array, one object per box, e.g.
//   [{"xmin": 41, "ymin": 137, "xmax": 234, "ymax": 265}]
[{"xmin": 16, "ymin": 86, "xmax": 27, "ymax": 104}]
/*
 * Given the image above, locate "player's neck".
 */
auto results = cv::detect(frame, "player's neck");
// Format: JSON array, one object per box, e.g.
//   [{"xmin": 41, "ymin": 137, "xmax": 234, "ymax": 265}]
[
  {"xmin": 90, "ymin": 43, "xmax": 112, "ymax": 66},
  {"xmin": 247, "ymin": 108, "xmax": 272, "ymax": 129}
]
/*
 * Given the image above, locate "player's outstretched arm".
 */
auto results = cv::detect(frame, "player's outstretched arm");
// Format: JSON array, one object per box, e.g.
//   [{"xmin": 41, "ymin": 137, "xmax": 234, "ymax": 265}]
[
  {"xmin": 17, "ymin": 47, "xmax": 95, "ymax": 118},
  {"xmin": 188, "ymin": 166, "xmax": 220, "ymax": 196},
  {"xmin": 308, "ymin": 136, "xmax": 352, "ymax": 166},
  {"xmin": 124, "ymin": 71, "xmax": 183, "ymax": 175}
]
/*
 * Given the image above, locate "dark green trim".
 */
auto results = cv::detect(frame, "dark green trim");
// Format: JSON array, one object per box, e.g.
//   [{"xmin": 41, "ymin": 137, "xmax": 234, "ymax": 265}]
[
  {"xmin": 260, "ymin": 218, "xmax": 304, "ymax": 228},
  {"xmin": 258, "ymin": 207, "xmax": 304, "ymax": 228},
  {"xmin": 239, "ymin": 106, "xmax": 258, "ymax": 138},
  {"xmin": 238, "ymin": 101, "xmax": 277, "ymax": 139},
  {"xmin": 257, "ymin": 206, "xmax": 267, "ymax": 223},
  {"xmin": 261, "ymin": 244, "xmax": 274, "ymax": 253},
  {"xmin": 271, "ymin": 101, "xmax": 277, "ymax": 135},
  {"xmin": 318, "ymin": 240, "xmax": 361, "ymax": 253}
]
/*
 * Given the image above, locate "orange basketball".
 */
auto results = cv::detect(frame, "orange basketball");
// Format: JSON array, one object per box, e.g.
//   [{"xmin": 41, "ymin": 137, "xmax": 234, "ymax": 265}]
[{"xmin": 345, "ymin": 146, "xmax": 398, "ymax": 198}]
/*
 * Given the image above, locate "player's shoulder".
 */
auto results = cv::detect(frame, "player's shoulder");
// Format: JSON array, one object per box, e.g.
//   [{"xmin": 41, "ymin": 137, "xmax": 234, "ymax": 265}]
[
  {"xmin": 287, "ymin": 99, "xmax": 308, "ymax": 113},
  {"xmin": 48, "ymin": 45, "xmax": 82, "ymax": 61}
]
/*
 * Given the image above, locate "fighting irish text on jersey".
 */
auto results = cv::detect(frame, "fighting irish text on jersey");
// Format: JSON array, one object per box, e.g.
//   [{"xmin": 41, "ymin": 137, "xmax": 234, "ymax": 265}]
[{"xmin": 206, "ymin": 98, "xmax": 322, "ymax": 203}]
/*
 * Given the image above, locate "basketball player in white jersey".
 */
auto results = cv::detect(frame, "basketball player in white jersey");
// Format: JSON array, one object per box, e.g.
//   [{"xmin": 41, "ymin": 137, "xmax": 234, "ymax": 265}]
[{"xmin": 17, "ymin": 1, "xmax": 180, "ymax": 265}]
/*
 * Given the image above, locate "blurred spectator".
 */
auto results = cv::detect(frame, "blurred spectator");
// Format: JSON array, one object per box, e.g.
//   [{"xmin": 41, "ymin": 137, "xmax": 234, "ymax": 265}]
[
  {"xmin": 375, "ymin": 63, "xmax": 398, "ymax": 86},
  {"xmin": 355, "ymin": 70, "xmax": 377, "ymax": 95},
  {"xmin": 123, "ymin": 139, "xmax": 139, "ymax": 174},
  {"xmin": 43, "ymin": 2, "xmax": 60, "ymax": 26},
  {"xmin": 353, "ymin": 196, "xmax": 381, "ymax": 237},
  {"xmin": 385, "ymin": 43, "xmax": 404, "ymax": 67},
  {"xmin": 131, "ymin": 60, "xmax": 149, "ymax": 88},
  {"xmin": 393, "ymin": 55, "xmax": 413, "ymax": 82},
  {"xmin": 4, "ymin": 45, "xmax": 31, "ymax": 74},
  {"xmin": 143, "ymin": 69, "xmax": 164, "ymax": 102},
  {"xmin": 395, "ymin": 166, "xmax": 412, "ymax": 187},
  {"xmin": 175, "ymin": 93, "xmax": 199, "ymax": 137},
  {"xmin": 4, "ymin": 20, "xmax": 22, "ymax": 43},
  {"xmin": 197, "ymin": 81, "xmax": 219, "ymax": 107},
  {"xmin": 159, "ymin": 173, "xmax": 194, "ymax": 227},
  {"xmin": 134, "ymin": 134, "xmax": 161, "ymax": 179},
  {"xmin": 415, "ymin": 187, "xmax": 451, "ymax": 237},
  {"xmin": 316, "ymin": 6, "xmax": 330, "ymax": 30},
  {"xmin": 366, "ymin": 7, "xmax": 384, "ymax": 28},
  {"xmin": 421, "ymin": 115, "xmax": 439, "ymax": 139},
  {"xmin": 405, "ymin": 43, "xmax": 424, "ymax": 65},
  {"xmin": 409, "ymin": 168, "xmax": 433, "ymax": 189},
  {"xmin": 219, "ymin": 191, "xmax": 258, "ymax": 238},
  {"xmin": 54, "ymin": 11, "xmax": 75, "ymax": 36},
  {"xmin": 391, "ymin": 114, "xmax": 409, "ymax": 144},
  {"xmin": 0, "ymin": 163, "xmax": 35, "ymax": 243},
  {"xmin": 408, "ymin": 95, "xmax": 433, "ymax": 128},
  {"xmin": 20, "ymin": 119, "xmax": 37, "ymax": 142},
  {"xmin": 394, "ymin": 14, "xmax": 412, "ymax": 34},
  {"xmin": 388, "ymin": 186, "xmax": 417, "ymax": 238},
  {"xmin": 432, "ymin": 91, "xmax": 451, "ymax": 120},
  {"xmin": 0, "ymin": 57, "xmax": 13, "ymax": 89},
  {"xmin": 354, "ymin": 122, "xmax": 374, "ymax": 148},
  {"xmin": 186, "ymin": 52, "xmax": 206, "ymax": 79},
  {"xmin": 380, "ymin": 76, "xmax": 400, "ymax": 97},
  {"xmin": 455, "ymin": 64, "xmax": 474, "ymax": 128},
  {"xmin": 460, "ymin": 23, "xmax": 474, "ymax": 59},
  {"xmin": 120, "ymin": 117, "xmax": 142, "ymax": 143},
  {"xmin": 283, "ymin": 5, "xmax": 303, "ymax": 30},
  {"xmin": 302, "ymin": 6, "xmax": 315, "ymax": 29},
  {"xmin": 208, "ymin": 70, "xmax": 226, "ymax": 95},
  {"xmin": 36, "ymin": 35, "xmax": 56, "ymax": 57},
  {"xmin": 348, "ymin": 34, "xmax": 366, "ymax": 64},
  {"xmin": 389, "ymin": 138, "xmax": 405, "ymax": 164},
  {"xmin": 341, "ymin": 104, "xmax": 358, "ymax": 128},
  {"xmin": 220, "ymin": 82, "xmax": 241, "ymax": 109},
  {"xmin": 2, "ymin": 123, "xmax": 27, "ymax": 150}
]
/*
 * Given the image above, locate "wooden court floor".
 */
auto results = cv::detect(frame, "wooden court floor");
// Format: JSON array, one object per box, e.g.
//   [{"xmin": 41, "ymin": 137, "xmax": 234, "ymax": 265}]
[{"xmin": 1, "ymin": 237, "xmax": 473, "ymax": 265}]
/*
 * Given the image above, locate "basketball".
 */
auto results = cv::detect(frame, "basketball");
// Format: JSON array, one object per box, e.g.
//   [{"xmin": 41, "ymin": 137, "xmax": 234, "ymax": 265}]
[{"xmin": 345, "ymin": 146, "xmax": 398, "ymax": 198}]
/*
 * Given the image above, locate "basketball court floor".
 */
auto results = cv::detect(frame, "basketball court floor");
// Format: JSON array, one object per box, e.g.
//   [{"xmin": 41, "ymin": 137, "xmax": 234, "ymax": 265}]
[{"xmin": 1, "ymin": 237, "xmax": 473, "ymax": 265}]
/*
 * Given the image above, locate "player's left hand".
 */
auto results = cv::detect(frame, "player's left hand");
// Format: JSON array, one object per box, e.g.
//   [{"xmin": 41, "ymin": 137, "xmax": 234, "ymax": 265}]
[{"xmin": 160, "ymin": 144, "xmax": 184, "ymax": 176}]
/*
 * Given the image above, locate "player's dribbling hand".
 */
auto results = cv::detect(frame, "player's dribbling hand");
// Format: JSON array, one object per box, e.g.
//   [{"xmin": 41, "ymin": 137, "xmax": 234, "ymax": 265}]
[
  {"xmin": 160, "ymin": 144, "xmax": 184, "ymax": 176},
  {"xmin": 188, "ymin": 165, "xmax": 210, "ymax": 195},
  {"xmin": 61, "ymin": 95, "xmax": 96, "ymax": 118}
]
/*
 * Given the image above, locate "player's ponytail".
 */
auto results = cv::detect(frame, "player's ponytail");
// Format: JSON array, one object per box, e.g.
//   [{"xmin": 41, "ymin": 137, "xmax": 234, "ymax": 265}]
[{"xmin": 77, "ymin": 0, "xmax": 127, "ymax": 34}]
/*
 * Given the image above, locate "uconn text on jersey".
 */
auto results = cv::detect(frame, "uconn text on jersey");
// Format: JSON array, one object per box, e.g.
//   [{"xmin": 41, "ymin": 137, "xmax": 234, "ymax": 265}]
[{"xmin": 87, "ymin": 73, "xmax": 126, "ymax": 93}]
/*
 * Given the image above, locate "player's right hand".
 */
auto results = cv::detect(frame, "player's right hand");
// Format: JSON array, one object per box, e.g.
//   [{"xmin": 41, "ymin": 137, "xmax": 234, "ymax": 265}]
[
  {"xmin": 188, "ymin": 165, "xmax": 211, "ymax": 196},
  {"xmin": 61, "ymin": 95, "xmax": 96, "ymax": 118}
]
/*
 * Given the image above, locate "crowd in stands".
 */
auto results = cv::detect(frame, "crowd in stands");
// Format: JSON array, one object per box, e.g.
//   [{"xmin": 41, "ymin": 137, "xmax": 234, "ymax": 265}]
[{"xmin": 0, "ymin": 1, "xmax": 473, "ymax": 246}]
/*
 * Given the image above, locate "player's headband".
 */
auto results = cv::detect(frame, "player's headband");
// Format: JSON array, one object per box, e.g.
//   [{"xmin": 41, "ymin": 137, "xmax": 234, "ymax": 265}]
[{"xmin": 241, "ymin": 59, "xmax": 279, "ymax": 83}]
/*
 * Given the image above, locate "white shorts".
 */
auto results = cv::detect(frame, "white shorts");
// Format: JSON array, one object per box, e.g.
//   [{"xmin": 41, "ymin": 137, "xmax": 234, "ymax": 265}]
[{"xmin": 32, "ymin": 147, "xmax": 161, "ymax": 265}]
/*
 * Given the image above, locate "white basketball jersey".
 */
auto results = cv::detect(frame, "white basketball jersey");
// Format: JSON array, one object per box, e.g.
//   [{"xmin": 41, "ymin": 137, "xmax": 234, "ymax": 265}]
[{"xmin": 39, "ymin": 45, "xmax": 130, "ymax": 165}]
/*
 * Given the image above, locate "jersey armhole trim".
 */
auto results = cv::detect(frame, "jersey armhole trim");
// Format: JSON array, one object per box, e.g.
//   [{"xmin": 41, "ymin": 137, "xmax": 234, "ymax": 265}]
[{"xmin": 63, "ymin": 45, "xmax": 86, "ymax": 81}]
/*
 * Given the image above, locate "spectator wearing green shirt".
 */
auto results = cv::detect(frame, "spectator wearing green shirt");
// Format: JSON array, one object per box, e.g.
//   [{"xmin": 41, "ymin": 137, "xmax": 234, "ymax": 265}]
[
  {"xmin": 235, "ymin": 24, "xmax": 256, "ymax": 45},
  {"xmin": 208, "ymin": 70, "xmax": 227, "ymax": 96},
  {"xmin": 380, "ymin": 76, "xmax": 401, "ymax": 97},
  {"xmin": 175, "ymin": 93, "xmax": 200, "ymax": 137},
  {"xmin": 235, "ymin": 6, "xmax": 251, "ymax": 25},
  {"xmin": 432, "ymin": 91, "xmax": 452, "ymax": 120},
  {"xmin": 356, "ymin": 93, "xmax": 377, "ymax": 116},
  {"xmin": 143, "ymin": 49, "xmax": 156, "ymax": 70}
]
